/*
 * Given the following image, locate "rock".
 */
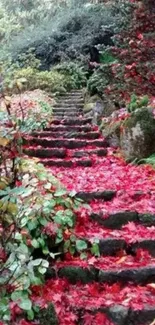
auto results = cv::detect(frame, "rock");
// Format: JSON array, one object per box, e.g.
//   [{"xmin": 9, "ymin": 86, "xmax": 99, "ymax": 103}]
[
  {"xmin": 98, "ymin": 266, "xmax": 155, "ymax": 284},
  {"xmin": 108, "ymin": 305, "xmax": 129, "ymax": 325},
  {"xmin": 99, "ymin": 238, "xmax": 126, "ymax": 255},
  {"xmin": 102, "ymin": 120, "xmax": 122, "ymax": 148},
  {"xmin": 120, "ymin": 108, "xmax": 155, "ymax": 160},
  {"xmin": 76, "ymin": 190, "xmax": 116, "ymax": 202},
  {"xmin": 58, "ymin": 266, "xmax": 97, "ymax": 284},
  {"xmin": 91, "ymin": 211, "xmax": 138, "ymax": 229},
  {"xmin": 37, "ymin": 303, "xmax": 58, "ymax": 325},
  {"xmin": 84, "ymin": 95, "xmax": 105, "ymax": 124}
]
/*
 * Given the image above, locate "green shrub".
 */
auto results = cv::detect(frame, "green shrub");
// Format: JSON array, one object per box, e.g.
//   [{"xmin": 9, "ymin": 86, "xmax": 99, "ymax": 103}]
[
  {"xmin": 127, "ymin": 94, "xmax": 149, "ymax": 112},
  {"xmin": 3, "ymin": 58, "xmax": 87, "ymax": 95},
  {"xmin": 54, "ymin": 62, "xmax": 87, "ymax": 89},
  {"xmin": 99, "ymin": 50, "xmax": 117, "ymax": 64},
  {"xmin": 87, "ymin": 65, "xmax": 113, "ymax": 95}
]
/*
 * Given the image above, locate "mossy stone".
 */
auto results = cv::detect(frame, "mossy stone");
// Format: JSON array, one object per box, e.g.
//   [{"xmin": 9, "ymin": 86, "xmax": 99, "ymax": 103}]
[
  {"xmin": 102, "ymin": 120, "xmax": 122, "ymax": 147},
  {"xmin": 37, "ymin": 303, "xmax": 58, "ymax": 325},
  {"xmin": 120, "ymin": 108, "xmax": 155, "ymax": 160}
]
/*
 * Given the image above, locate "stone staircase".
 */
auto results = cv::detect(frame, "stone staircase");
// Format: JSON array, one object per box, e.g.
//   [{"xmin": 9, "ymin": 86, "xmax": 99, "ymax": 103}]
[{"xmin": 24, "ymin": 90, "xmax": 155, "ymax": 325}]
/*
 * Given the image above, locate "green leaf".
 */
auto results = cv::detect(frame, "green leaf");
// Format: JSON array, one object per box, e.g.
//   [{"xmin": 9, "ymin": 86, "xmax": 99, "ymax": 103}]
[
  {"xmin": 80, "ymin": 252, "xmax": 87, "ymax": 260},
  {"xmin": 44, "ymin": 182, "xmax": 52, "ymax": 190},
  {"xmin": 3, "ymin": 310, "xmax": 10, "ymax": 321},
  {"xmin": 19, "ymin": 243, "xmax": 29, "ymax": 254},
  {"xmin": 29, "ymin": 259, "xmax": 42, "ymax": 267},
  {"xmin": 19, "ymin": 298, "xmax": 32, "ymax": 311},
  {"xmin": 69, "ymin": 246, "xmax": 75, "ymax": 255},
  {"xmin": 31, "ymin": 239, "xmax": 39, "ymax": 248},
  {"xmin": 15, "ymin": 232, "xmax": 22, "ymax": 241},
  {"xmin": 11, "ymin": 290, "xmax": 28, "ymax": 301},
  {"xmin": 70, "ymin": 235, "xmax": 76, "ymax": 243},
  {"xmin": 54, "ymin": 189, "xmax": 67, "ymax": 197},
  {"xmin": 27, "ymin": 309, "xmax": 34, "ymax": 320},
  {"xmin": 38, "ymin": 266, "xmax": 47, "ymax": 274},
  {"xmin": 91, "ymin": 243, "xmax": 100, "ymax": 257},
  {"xmin": 76, "ymin": 240, "xmax": 87, "ymax": 252},
  {"xmin": 39, "ymin": 218, "xmax": 48, "ymax": 226},
  {"xmin": 69, "ymin": 190, "xmax": 77, "ymax": 197},
  {"xmin": 41, "ymin": 260, "xmax": 49, "ymax": 268},
  {"xmin": 28, "ymin": 220, "xmax": 39, "ymax": 231},
  {"xmin": 37, "ymin": 173, "xmax": 47, "ymax": 181},
  {"xmin": 20, "ymin": 217, "xmax": 28, "ymax": 227},
  {"xmin": 64, "ymin": 240, "xmax": 71, "ymax": 252}
]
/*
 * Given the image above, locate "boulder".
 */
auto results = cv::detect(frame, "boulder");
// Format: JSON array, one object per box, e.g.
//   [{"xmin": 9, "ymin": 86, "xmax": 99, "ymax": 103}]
[
  {"xmin": 84, "ymin": 94, "xmax": 117, "ymax": 125},
  {"xmin": 102, "ymin": 120, "xmax": 122, "ymax": 148},
  {"xmin": 120, "ymin": 108, "xmax": 155, "ymax": 160}
]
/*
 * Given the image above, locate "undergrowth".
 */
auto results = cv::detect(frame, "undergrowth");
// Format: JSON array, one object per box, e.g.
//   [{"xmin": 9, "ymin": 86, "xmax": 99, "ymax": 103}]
[{"xmin": 0, "ymin": 87, "xmax": 94, "ymax": 323}]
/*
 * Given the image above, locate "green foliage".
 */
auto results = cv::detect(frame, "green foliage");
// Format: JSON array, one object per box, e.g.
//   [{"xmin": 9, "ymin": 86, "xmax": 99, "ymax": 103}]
[
  {"xmin": 139, "ymin": 154, "xmax": 155, "ymax": 166},
  {"xmin": 0, "ymin": 92, "xmax": 93, "ymax": 321},
  {"xmin": 54, "ymin": 62, "xmax": 87, "ymax": 89},
  {"xmin": 87, "ymin": 65, "xmax": 113, "ymax": 95},
  {"xmin": 127, "ymin": 94, "xmax": 149, "ymax": 112},
  {"xmin": 3, "ymin": 55, "xmax": 87, "ymax": 95},
  {"xmin": 0, "ymin": 156, "xmax": 84, "ymax": 321},
  {"xmin": 99, "ymin": 51, "xmax": 117, "ymax": 64}
]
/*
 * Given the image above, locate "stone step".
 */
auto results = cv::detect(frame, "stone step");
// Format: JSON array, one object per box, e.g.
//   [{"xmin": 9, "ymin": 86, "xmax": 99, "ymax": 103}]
[
  {"xmin": 52, "ymin": 108, "xmax": 83, "ymax": 113},
  {"xmin": 76, "ymin": 190, "xmax": 116, "ymax": 202},
  {"xmin": 53, "ymin": 114, "xmax": 82, "ymax": 119},
  {"xmin": 56, "ymin": 98, "xmax": 84, "ymax": 104},
  {"xmin": 31, "ymin": 131, "xmax": 100, "ymax": 140},
  {"xmin": 24, "ymin": 147, "xmax": 107, "ymax": 159},
  {"xmin": 57, "ymin": 95, "xmax": 83, "ymax": 101},
  {"xmin": 51, "ymin": 117, "xmax": 92, "ymax": 125},
  {"xmin": 59, "ymin": 91, "xmax": 83, "ymax": 96},
  {"xmin": 35, "ymin": 278, "xmax": 155, "ymax": 325},
  {"xmin": 24, "ymin": 138, "xmax": 108, "ymax": 149},
  {"xmin": 78, "ymin": 236, "xmax": 155, "ymax": 257},
  {"xmin": 72, "ymin": 148, "xmax": 108, "ymax": 158},
  {"xmin": 91, "ymin": 211, "xmax": 155, "ymax": 229},
  {"xmin": 44, "ymin": 125, "xmax": 93, "ymax": 132},
  {"xmin": 24, "ymin": 148, "xmax": 67, "ymax": 158},
  {"xmin": 56, "ymin": 265, "xmax": 155, "ymax": 285},
  {"xmin": 41, "ymin": 158, "xmax": 93, "ymax": 168},
  {"xmin": 54, "ymin": 103, "xmax": 84, "ymax": 108}
]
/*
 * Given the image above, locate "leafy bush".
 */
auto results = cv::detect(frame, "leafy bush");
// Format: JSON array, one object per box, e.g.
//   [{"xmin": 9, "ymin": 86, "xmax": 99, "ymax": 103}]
[
  {"xmin": 54, "ymin": 62, "xmax": 87, "ymax": 89},
  {"xmin": 0, "ymin": 90, "xmax": 91, "ymax": 322},
  {"xmin": 127, "ymin": 94, "xmax": 149, "ymax": 112},
  {"xmin": 99, "ymin": 50, "xmax": 117, "ymax": 64},
  {"xmin": 2, "ymin": 54, "xmax": 87, "ymax": 95},
  {"xmin": 87, "ymin": 64, "xmax": 113, "ymax": 96}
]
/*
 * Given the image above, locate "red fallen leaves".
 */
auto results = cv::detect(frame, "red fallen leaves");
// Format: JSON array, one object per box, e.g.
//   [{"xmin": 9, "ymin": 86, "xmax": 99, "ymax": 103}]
[
  {"xmin": 74, "ymin": 216, "xmax": 155, "ymax": 244},
  {"xmin": 0, "ymin": 90, "xmax": 54, "ymax": 120},
  {"xmin": 51, "ymin": 153, "xmax": 155, "ymax": 193},
  {"xmin": 50, "ymin": 152, "xmax": 155, "ymax": 215},
  {"xmin": 31, "ymin": 278, "xmax": 155, "ymax": 313},
  {"xmin": 89, "ymin": 192, "xmax": 155, "ymax": 215},
  {"xmin": 55, "ymin": 249, "xmax": 155, "ymax": 271},
  {"xmin": 83, "ymin": 312, "xmax": 114, "ymax": 325}
]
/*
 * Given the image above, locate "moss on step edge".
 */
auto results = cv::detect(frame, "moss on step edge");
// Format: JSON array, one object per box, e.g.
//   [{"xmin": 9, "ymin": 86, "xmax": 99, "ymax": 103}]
[
  {"xmin": 121, "ymin": 108, "xmax": 155, "ymax": 160},
  {"xmin": 123, "ymin": 107, "xmax": 155, "ymax": 133}
]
